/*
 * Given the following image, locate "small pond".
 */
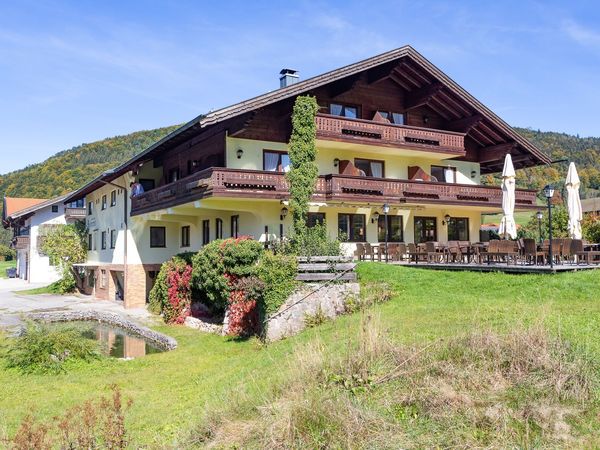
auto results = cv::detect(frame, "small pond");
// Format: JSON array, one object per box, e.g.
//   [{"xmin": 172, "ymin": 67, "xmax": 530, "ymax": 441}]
[{"xmin": 48, "ymin": 321, "xmax": 165, "ymax": 358}]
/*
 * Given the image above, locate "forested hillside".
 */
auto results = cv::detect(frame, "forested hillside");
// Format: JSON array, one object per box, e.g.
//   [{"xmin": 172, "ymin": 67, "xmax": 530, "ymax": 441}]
[
  {"xmin": 484, "ymin": 128, "xmax": 600, "ymax": 198},
  {"xmin": 0, "ymin": 125, "xmax": 180, "ymax": 200}
]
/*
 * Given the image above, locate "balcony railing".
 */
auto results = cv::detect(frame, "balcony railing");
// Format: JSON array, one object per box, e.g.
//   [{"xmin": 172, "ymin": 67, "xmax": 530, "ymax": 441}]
[
  {"xmin": 64, "ymin": 207, "xmax": 87, "ymax": 219},
  {"xmin": 130, "ymin": 168, "xmax": 537, "ymax": 216},
  {"xmin": 315, "ymin": 114, "xmax": 466, "ymax": 155},
  {"xmin": 13, "ymin": 235, "xmax": 30, "ymax": 250}
]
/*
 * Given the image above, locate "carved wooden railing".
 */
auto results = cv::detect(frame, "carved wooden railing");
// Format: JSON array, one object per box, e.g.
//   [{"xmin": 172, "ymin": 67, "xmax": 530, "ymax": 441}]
[
  {"xmin": 315, "ymin": 114, "xmax": 466, "ymax": 154},
  {"xmin": 131, "ymin": 168, "xmax": 537, "ymax": 215},
  {"xmin": 64, "ymin": 207, "xmax": 86, "ymax": 219},
  {"xmin": 13, "ymin": 236, "xmax": 30, "ymax": 250}
]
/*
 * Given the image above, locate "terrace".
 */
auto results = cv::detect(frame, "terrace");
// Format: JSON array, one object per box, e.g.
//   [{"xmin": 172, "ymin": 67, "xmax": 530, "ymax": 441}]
[{"xmin": 130, "ymin": 168, "xmax": 537, "ymax": 216}]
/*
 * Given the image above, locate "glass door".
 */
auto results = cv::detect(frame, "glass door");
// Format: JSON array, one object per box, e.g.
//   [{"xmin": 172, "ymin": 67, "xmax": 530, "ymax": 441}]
[{"xmin": 414, "ymin": 217, "xmax": 437, "ymax": 243}]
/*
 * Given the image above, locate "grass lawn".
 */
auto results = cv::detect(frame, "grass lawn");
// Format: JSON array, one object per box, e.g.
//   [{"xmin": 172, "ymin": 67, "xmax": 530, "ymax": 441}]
[
  {"xmin": 0, "ymin": 260, "xmax": 16, "ymax": 279},
  {"xmin": 482, "ymin": 210, "xmax": 535, "ymax": 226},
  {"xmin": 1, "ymin": 264, "xmax": 600, "ymax": 446},
  {"xmin": 14, "ymin": 282, "xmax": 61, "ymax": 295}
]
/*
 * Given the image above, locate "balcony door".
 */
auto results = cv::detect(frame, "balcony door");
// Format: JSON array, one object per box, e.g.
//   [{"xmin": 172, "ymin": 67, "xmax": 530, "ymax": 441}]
[{"xmin": 414, "ymin": 217, "xmax": 437, "ymax": 243}]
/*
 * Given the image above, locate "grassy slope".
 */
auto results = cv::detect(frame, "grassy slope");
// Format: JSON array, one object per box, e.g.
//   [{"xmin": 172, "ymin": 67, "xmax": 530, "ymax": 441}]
[
  {"xmin": 0, "ymin": 261, "xmax": 16, "ymax": 279},
  {"xmin": 1, "ymin": 265, "xmax": 600, "ymax": 446}
]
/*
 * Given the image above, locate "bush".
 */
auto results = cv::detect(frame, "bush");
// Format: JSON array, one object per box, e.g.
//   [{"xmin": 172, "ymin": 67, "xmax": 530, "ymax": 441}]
[
  {"xmin": 5, "ymin": 385, "xmax": 132, "ymax": 449},
  {"xmin": 148, "ymin": 255, "xmax": 193, "ymax": 323},
  {"xmin": 39, "ymin": 223, "xmax": 87, "ymax": 294},
  {"xmin": 192, "ymin": 237, "xmax": 264, "ymax": 313},
  {"xmin": 582, "ymin": 214, "xmax": 600, "ymax": 243},
  {"xmin": 4, "ymin": 322, "xmax": 102, "ymax": 374},
  {"xmin": 256, "ymin": 252, "xmax": 298, "ymax": 315},
  {"xmin": 226, "ymin": 277, "xmax": 265, "ymax": 338},
  {"xmin": 287, "ymin": 223, "xmax": 342, "ymax": 257},
  {"xmin": 0, "ymin": 244, "xmax": 16, "ymax": 261}
]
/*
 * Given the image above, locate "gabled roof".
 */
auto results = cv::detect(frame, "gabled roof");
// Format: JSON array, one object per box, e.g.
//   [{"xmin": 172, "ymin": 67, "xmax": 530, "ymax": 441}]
[
  {"xmin": 3, "ymin": 197, "xmax": 47, "ymax": 219},
  {"xmin": 64, "ymin": 45, "xmax": 550, "ymax": 203},
  {"xmin": 2, "ymin": 193, "xmax": 72, "ymax": 227}
]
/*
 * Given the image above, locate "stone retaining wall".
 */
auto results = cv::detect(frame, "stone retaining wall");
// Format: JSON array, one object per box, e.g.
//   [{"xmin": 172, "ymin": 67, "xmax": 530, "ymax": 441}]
[
  {"xmin": 265, "ymin": 282, "xmax": 360, "ymax": 342},
  {"xmin": 27, "ymin": 310, "xmax": 177, "ymax": 350}
]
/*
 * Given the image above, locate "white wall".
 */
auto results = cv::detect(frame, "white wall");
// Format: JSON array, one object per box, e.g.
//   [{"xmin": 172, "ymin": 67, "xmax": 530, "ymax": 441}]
[{"xmin": 27, "ymin": 203, "xmax": 68, "ymax": 283}]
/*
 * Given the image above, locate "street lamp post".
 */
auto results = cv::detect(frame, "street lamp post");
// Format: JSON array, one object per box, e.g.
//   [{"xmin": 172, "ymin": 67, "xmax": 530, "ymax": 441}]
[
  {"xmin": 543, "ymin": 185, "xmax": 555, "ymax": 269},
  {"xmin": 536, "ymin": 210, "xmax": 543, "ymax": 245},
  {"xmin": 383, "ymin": 203, "xmax": 390, "ymax": 263}
]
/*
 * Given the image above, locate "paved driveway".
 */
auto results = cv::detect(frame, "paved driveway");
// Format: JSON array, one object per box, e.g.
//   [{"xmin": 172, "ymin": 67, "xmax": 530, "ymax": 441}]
[{"xmin": 0, "ymin": 278, "xmax": 153, "ymax": 329}]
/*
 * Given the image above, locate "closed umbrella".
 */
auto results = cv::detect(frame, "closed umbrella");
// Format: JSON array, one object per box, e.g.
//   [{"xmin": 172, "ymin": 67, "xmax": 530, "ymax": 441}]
[
  {"xmin": 498, "ymin": 154, "xmax": 517, "ymax": 239},
  {"xmin": 565, "ymin": 162, "xmax": 582, "ymax": 239}
]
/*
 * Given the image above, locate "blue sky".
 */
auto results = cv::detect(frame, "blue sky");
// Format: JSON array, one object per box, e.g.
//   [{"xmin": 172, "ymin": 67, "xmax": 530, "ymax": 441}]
[{"xmin": 1, "ymin": 0, "xmax": 599, "ymax": 173}]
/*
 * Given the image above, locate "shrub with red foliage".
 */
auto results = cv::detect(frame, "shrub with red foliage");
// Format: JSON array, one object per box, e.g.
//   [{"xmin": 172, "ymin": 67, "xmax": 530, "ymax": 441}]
[
  {"xmin": 225, "ymin": 276, "xmax": 265, "ymax": 337},
  {"xmin": 163, "ymin": 263, "xmax": 193, "ymax": 324}
]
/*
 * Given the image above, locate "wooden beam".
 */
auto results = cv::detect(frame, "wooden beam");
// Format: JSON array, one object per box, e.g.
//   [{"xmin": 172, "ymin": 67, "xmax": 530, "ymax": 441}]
[
  {"xmin": 367, "ymin": 61, "xmax": 398, "ymax": 85},
  {"xmin": 405, "ymin": 82, "xmax": 443, "ymax": 110},
  {"xmin": 388, "ymin": 72, "xmax": 412, "ymax": 90},
  {"xmin": 393, "ymin": 66, "xmax": 421, "ymax": 88},
  {"xmin": 477, "ymin": 142, "xmax": 518, "ymax": 164},
  {"xmin": 446, "ymin": 114, "xmax": 484, "ymax": 132}
]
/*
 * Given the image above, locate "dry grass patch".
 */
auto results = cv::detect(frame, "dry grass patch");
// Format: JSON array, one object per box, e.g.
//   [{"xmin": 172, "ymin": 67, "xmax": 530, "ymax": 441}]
[{"xmin": 188, "ymin": 315, "xmax": 599, "ymax": 449}]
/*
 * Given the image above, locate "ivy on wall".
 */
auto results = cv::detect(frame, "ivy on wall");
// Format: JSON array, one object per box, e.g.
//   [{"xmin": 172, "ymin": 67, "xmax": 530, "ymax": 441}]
[{"xmin": 286, "ymin": 95, "xmax": 319, "ymax": 238}]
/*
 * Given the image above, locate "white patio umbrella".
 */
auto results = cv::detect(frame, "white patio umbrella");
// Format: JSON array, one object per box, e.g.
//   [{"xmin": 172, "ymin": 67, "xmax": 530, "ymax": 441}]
[
  {"xmin": 565, "ymin": 162, "xmax": 582, "ymax": 239},
  {"xmin": 498, "ymin": 154, "xmax": 517, "ymax": 239}
]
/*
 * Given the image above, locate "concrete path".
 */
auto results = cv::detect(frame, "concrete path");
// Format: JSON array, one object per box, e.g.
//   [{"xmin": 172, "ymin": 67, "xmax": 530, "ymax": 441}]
[{"xmin": 0, "ymin": 278, "xmax": 155, "ymax": 330}]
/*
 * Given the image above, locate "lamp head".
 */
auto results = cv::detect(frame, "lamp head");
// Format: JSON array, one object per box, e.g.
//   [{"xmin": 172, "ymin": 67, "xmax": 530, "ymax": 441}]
[
  {"xmin": 372, "ymin": 211, "xmax": 380, "ymax": 223},
  {"xmin": 536, "ymin": 211, "xmax": 543, "ymax": 220},
  {"xmin": 382, "ymin": 203, "xmax": 390, "ymax": 214},
  {"xmin": 543, "ymin": 184, "xmax": 555, "ymax": 199},
  {"xmin": 236, "ymin": 148, "xmax": 244, "ymax": 159}
]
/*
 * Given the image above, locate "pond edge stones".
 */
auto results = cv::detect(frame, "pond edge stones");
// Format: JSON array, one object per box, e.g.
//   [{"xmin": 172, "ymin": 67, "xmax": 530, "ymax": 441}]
[{"xmin": 27, "ymin": 310, "xmax": 177, "ymax": 350}]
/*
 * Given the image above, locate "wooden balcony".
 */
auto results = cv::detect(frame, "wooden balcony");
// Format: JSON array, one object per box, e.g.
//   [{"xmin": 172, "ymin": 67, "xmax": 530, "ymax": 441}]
[
  {"xmin": 315, "ymin": 114, "xmax": 466, "ymax": 155},
  {"xmin": 64, "ymin": 207, "xmax": 86, "ymax": 220},
  {"xmin": 130, "ymin": 168, "xmax": 537, "ymax": 216},
  {"xmin": 13, "ymin": 235, "xmax": 30, "ymax": 250}
]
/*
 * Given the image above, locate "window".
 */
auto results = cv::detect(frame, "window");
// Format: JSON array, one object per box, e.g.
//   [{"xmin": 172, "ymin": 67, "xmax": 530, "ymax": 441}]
[
  {"xmin": 378, "ymin": 215, "xmax": 403, "ymax": 242},
  {"xmin": 69, "ymin": 199, "xmax": 84, "ymax": 208},
  {"xmin": 110, "ymin": 230, "xmax": 117, "ymax": 249},
  {"xmin": 101, "ymin": 231, "xmax": 107, "ymax": 250},
  {"xmin": 88, "ymin": 202, "xmax": 93, "ymax": 215},
  {"xmin": 354, "ymin": 159, "xmax": 384, "ymax": 178},
  {"xmin": 307, "ymin": 213, "xmax": 325, "ymax": 228},
  {"xmin": 181, "ymin": 226, "xmax": 190, "ymax": 248},
  {"xmin": 150, "ymin": 227, "xmax": 166, "ymax": 248},
  {"xmin": 110, "ymin": 190, "xmax": 117, "ymax": 207},
  {"xmin": 330, "ymin": 103, "xmax": 358, "ymax": 118},
  {"xmin": 338, "ymin": 213, "xmax": 366, "ymax": 242},
  {"xmin": 168, "ymin": 168, "xmax": 180, "ymax": 183},
  {"xmin": 88, "ymin": 233, "xmax": 93, "ymax": 251},
  {"xmin": 139, "ymin": 178, "xmax": 156, "ymax": 192},
  {"xmin": 51, "ymin": 205, "xmax": 59, "ymax": 213},
  {"xmin": 101, "ymin": 195, "xmax": 107, "ymax": 210},
  {"xmin": 414, "ymin": 217, "xmax": 437, "ymax": 244},
  {"xmin": 431, "ymin": 165, "xmax": 457, "ymax": 183},
  {"xmin": 231, "ymin": 215, "xmax": 239, "ymax": 238},
  {"xmin": 215, "ymin": 218, "xmax": 223, "ymax": 239},
  {"xmin": 263, "ymin": 150, "xmax": 291, "ymax": 172},
  {"xmin": 448, "ymin": 218, "xmax": 469, "ymax": 241},
  {"xmin": 202, "ymin": 220, "xmax": 210, "ymax": 245},
  {"xmin": 377, "ymin": 111, "xmax": 405, "ymax": 125}
]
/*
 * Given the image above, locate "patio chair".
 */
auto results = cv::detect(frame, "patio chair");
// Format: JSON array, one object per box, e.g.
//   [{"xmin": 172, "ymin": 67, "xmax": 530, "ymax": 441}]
[
  {"xmin": 385, "ymin": 243, "xmax": 399, "ymax": 262},
  {"xmin": 522, "ymin": 238, "xmax": 545, "ymax": 265},
  {"xmin": 573, "ymin": 239, "xmax": 600, "ymax": 265},
  {"xmin": 481, "ymin": 239, "xmax": 499, "ymax": 264},
  {"xmin": 396, "ymin": 243, "xmax": 408, "ymax": 262},
  {"xmin": 446, "ymin": 241, "xmax": 462, "ymax": 263},
  {"xmin": 425, "ymin": 241, "xmax": 444, "ymax": 263},
  {"xmin": 407, "ymin": 243, "xmax": 426, "ymax": 263},
  {"xmin": 364, "ymin": 243, "xmax": 376, "ymax": 261},
  {"xmin": 354, "ymin": 243, "xmax": 366, "ymax": 261}
]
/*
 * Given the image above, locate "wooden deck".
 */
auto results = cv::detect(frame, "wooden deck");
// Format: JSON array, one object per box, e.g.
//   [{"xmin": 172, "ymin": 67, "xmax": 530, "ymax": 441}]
[{"xmin": 386, "ymin": 261, "xmax": 600, "ymax": 274}]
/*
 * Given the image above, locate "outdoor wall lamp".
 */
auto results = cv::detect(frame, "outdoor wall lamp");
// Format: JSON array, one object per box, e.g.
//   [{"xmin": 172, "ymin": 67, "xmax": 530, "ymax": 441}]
[
  {"xmin": 371, "ymin": 211, "xmax": 380, "ymax": 223},
  {"xmin": 543, "ymin": 184, "xmax": 555, "ymax": 268},
  {"xmin": 333, "ymin": 158, "xmax": 340, "ymax": 167},
  {"xmin": 280, "ymin": 206, "xmax": 288, "ymax": 221},
  {"xmin": 443, "ymin": 214, "xmax": 451, "ymax": 225},
  {"xmin": 423, "ymin": 114, "xmax": 429, "ymax": 124},
  {"xmin": 471, "ymin": 170, "xmax": 477, "ymax": 178},
  {"xmin": 236, "ymin": 148, "xmax": 244, "ymax": 159}
]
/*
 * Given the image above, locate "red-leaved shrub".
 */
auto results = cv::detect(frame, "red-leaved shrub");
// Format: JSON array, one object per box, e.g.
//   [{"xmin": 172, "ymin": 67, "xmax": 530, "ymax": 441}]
[
  {"xmin": 163, "ymin": 263, "xmax": 193, "ymax": 324},
  {"xmin": 225, "ymin": 275, "xmax": 264, "ymax": 337}
]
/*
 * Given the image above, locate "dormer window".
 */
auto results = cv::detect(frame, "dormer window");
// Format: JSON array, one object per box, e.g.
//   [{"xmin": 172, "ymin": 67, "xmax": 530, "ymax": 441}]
[{"xmin": 330, "ymin": 103, "xmax": 358, "ymax": 119}]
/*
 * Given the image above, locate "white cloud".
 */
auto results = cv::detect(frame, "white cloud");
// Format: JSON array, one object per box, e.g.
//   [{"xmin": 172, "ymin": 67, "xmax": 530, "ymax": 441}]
[{"xmin": 562, "ymin": 19, "xmax": 600, "ymax": 49}]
